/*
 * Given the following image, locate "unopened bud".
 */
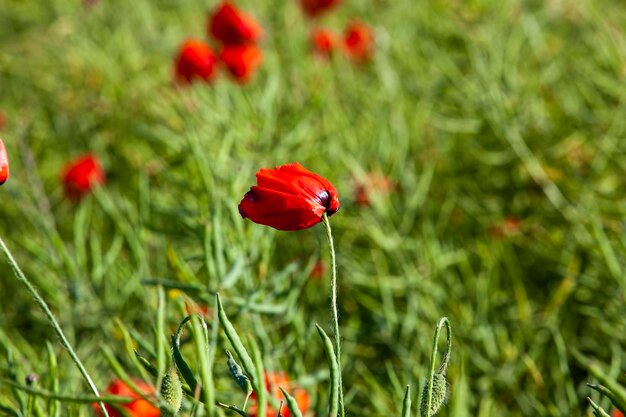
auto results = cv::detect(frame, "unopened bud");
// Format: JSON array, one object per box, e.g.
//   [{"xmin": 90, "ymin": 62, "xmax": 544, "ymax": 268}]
[
  {"xmin": 160, "ymin": 367, "xmax": 183, "ymax": 417},
  {"xmin": 419, "ymin": 372, "xmax": 448, "ymax": 417}
]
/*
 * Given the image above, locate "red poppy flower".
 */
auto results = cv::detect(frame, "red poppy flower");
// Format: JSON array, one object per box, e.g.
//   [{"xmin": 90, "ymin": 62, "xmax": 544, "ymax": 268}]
[
  {"xmin": 219, "ymin": 44, "xmax": 262, "ymax": 83},
  {"xmin": 0, "ymin": 138, "xmax": 9, "ymax": 186},
  {"xmin": 310, "ymin": 28, "xmax": 337, "ymax": 58},
  {"xmin": 611, "ymin": 409, "xmax": 625, "ymax": 417},
  {"xmin": 61, "ymin": 154, "xmax": 105, "ymax": 201},
  {"xmin": 248, "ymin": 371, "xmax": 310, "ymax": 417},
  {"xmin": 209, "ymin": 2, "xmax": 262, "ymax": 45},
  {"xmin": 174, "ymin": 39, "xmax": 218, "ymax": 85},
  {"xmin": 238, "ymin": 162, "xmax": 340, "ymax": 231},
  {"xmin": 299, "ymin": 0, "xmax": 341, "ymax": 18},
  {"xmin": 92, "ymin": 379, "xmax": 159, "ymax": 417},
  {"xmin": 343, "ymin": 21, "xmax": 374, "ymax": 62}
]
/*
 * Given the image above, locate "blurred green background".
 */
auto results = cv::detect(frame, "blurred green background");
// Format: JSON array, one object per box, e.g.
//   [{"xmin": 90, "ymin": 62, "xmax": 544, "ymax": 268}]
[{"xmin": 1, "ymin": 0, "xmax": 626, "ymax": 416}]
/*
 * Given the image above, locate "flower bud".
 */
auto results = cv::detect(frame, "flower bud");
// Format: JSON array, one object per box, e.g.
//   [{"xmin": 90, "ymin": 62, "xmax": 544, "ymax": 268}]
[
  {"xmin": 160, "ymin": 367, "xmax": 183, "ymax": 417},
  {"xmin": 419, "ymin": 372, "xmax": 448, "ymax": 417}
]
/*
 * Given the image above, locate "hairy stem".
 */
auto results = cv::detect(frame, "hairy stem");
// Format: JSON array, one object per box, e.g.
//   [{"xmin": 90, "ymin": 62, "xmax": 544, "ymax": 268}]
[
  {"xmin": 322, "ymin": 213, "xmax": 344, "ymax": 417},
  {"xmin": 0, "ymin": 237, "xmax": 109, "ymax": 417}
]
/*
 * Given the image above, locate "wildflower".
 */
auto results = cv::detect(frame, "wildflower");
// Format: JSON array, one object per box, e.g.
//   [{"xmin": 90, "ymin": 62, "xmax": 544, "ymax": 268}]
[
  {"xmin": 238, "ymin": 162, "xmax": 339, "ymax": 231},
  {"xmin": 248, "ymin": 371, "xmax": 310, "ymax": 417},
  {"xmin": 174, "ymin": 39, "xmax": 218, "ymax": 84},
  {"xmin": 184, "ymin": 301, "xmax": 213, "ymax": 317},
  {"xmin": 343, "ymin": 20, "xmax": 374, "ymax": 62},
  {"xmin": 310, "ymin": 28, "xmax": 337, "ymax": 58},
  {"xmin": 0, "ymin": 138, "xmax": 9, "ymax": 186},
  {"xmin": 353, "ymin": 172, "xmax": 394, "ymax": 207},
  {"xmin": 209, "ymin": 2, "xmax": 262, "ymax": 45},
  {"xmin": 488, "ymin": 217, "xmax": 522, "ymax": 239},
  {"xmin": 92, "ymin": 379, "xmax": 159, "ymax": 417},
  {"xmin": 611, "ymin": 409, "xmax": 625, "ymax": 417},
  {"xmin": 299, "ymin": 0, "xmax": 341, "ymax": 18},
  {"xmin": 310, "ymin": 259, "xmax": 326, "ymax": 280},
  {"xmin": 219, "ymin": 44, "xmax": 262, "ymax": 83},
  {"xmin": 61, "ymin": 154, "xmax": 105, "ymax": 201}
]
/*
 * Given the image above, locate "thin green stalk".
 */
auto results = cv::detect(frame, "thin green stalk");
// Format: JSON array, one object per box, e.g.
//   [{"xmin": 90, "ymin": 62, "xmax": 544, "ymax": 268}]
[
  {"xmin": 0, "ymin": 237, "xmax": 110, "ymax": 417},
  {"xmin": 402, "ymin": 385, "xmax": 411, "ymax": 417},
  {"xmin": 316, "ymin": 325, "xmax": 339, "ymax": 417},
  {"xmin": 322, "ymin": 213, "xmax": 344, "ymax": 417},
  {"xmin": 587, "ymin": 397, "xmax": 611, "ymax": 417},
  {"xmin": 2, "ymin": 380, "xmax": 132, "ymax": 404}
]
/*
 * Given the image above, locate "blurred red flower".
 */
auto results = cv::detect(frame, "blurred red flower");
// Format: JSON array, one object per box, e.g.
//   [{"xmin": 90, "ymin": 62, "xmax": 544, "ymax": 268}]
[
  {"xmin": 299, "ymin": 0, "xmax": 341, "ymax": 18},
  {"xmin": 219, "ymin": 44, "xmax": 263, "ymax": 83},
  {"xmin": 353, "ymin": 172, "xmax": 394, "ymax": 207},
  {"xmin": 611, "ymin": 409, "xmax": 625, "ymax": 417},
  {"xmin": 310, "ymin": 259, "xmax": 326, "ymax": 280},
  {"xmin": 0, "ymin": 138, "xmax": 9, "ymax": 186},
  {"xmin": 209, "ymin": 2, "xmax": 262, "ymax": 45},
  {"xmin": 238, "ymin": 162, "xmax": 340, "ymax": 231},
  {"xmin": 310, "ymin": 28, "xmax": 337, "ymax": 58},
  {"xmin": 92, "ymin": 379, "xmax": 159, "ymax": 417},
  {"xmin": 174, "ymin": 39, "xmax": 218, "ymax": 84},
  {"xmin": 488, "ymin": 217, "xmax": 522, "ymax": 239},
  {"xmin": 61, "ymin": 154, "xmax": 105, "ymax": 201},
  {"xmin": 185, "ymin": 301, "xmax": 214, "ymax": 317},
  {"xmin": 343, "ymin": 21, "xmax": 374, "ymax": 62},
  {"xmin": 248, "ymin": 371, "xmax": 310, "ymax": 417}
]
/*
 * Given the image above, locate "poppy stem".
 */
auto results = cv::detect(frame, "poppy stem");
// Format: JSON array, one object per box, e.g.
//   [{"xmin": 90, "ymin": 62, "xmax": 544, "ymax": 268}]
[
  {"xmin": 322, "ymin": 213, "xmax": 345, "ymax": 417},
  {"xmin": 0, "ymin": 237, "xmax": 111, "ymax": 417}
]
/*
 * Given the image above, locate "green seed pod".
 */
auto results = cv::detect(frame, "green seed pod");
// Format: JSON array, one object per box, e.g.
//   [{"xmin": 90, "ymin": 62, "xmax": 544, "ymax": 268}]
[
  {"xmin": 419, "ymin": 372, "xmax": 448, "ymax": 417},
  {"xmin": 160, "ymin": 367, "xmax": 183, "ymax": 417}
]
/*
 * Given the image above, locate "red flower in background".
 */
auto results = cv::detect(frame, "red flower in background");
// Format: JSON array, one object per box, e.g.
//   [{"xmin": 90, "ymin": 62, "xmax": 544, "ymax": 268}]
[
  {"xmin": 488, "ymin": 217, "xmax": 522, "ymax": 239},
  {"xmin": 343, "ymin": 21, "xmax": 374, "ymax": 62},
  {"xmin": 353, "ymin": 172, "xmax": 394, "ymax": 207},
  {"xmin": 92, "ymin": 379, "xmax": 159, "ymax": 417},
  {"xmin": 310, "ymin": 259, "xmax": 326, "ymax": 280},
  {"xmin": 310, "ymin": 28, "xmax": 337, "ymax": 58},
  {"xmin": 175, "ymin": 39, "xmax": 218, "ymax": 84},
  {"xmin": 0, "ymin": 138, "xmax": 9, "ymax": 186},
  {"xmin": 239, "ymin": 162, "xmax": 340, "ymax": 231},
  {"xmin": 61, "ymin": 154, "xmax": 105, "ymax": 201},
  {"xmin": 611, "ymin": 409, "xmax": 625, "ymax": 417},
  {"xmin": 248, "ymin": 371, "xmax": 310, "ymax": 417},
  {"xmin": 219, "ymin": 44, "xmax": 263, "ymax": 83},
  {"xmin": 299, "ymin": 0, "xmax": 341, "ymax": 18},
  {"xmin": 209, "ymin": 2, "xmax": 262, "ymax": 45}
]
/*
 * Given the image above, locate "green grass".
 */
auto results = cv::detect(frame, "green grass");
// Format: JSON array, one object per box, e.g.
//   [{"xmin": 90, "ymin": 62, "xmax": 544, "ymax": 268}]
[{"xmin": 1, "ymin": 0, "xmax": 626, "ymax": 416}]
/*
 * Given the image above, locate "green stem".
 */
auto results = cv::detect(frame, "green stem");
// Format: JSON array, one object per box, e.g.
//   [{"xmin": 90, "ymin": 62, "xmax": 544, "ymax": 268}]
[
  {"xmin": 322, "ymin": 213, "xmax": 344, "ymax": 417},
  {"xmin": 0, "ymin": 237, "xmax": 110, "ymax": 417},
  {"xmin": 425, "ymin": 317, "xmax": 451, "ymax": 417}
]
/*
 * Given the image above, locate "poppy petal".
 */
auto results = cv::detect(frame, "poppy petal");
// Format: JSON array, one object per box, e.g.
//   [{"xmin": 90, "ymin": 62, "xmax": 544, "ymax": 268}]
[
  {"xmin": 239, "ymin": 186, "xmax": 326, "ymax": 231},
  {"xmin": 0, "ymin": 138, "xmax": 9, "ymax": 186}
]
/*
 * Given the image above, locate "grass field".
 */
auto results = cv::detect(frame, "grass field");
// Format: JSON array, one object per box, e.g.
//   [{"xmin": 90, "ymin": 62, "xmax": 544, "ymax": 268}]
[{"xmin": 1, "ymin": 0, "xmax": 626, "ymax": 416}]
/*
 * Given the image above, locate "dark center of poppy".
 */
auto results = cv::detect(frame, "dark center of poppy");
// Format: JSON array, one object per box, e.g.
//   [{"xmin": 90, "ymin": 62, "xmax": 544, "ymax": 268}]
[
  {"xmin": 244, "ymin": 189, "xmax": 258, "ymax": 202},
  {"xmin": 318, "ymin": 190, "xmax": 338, "ymax": 215}
]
